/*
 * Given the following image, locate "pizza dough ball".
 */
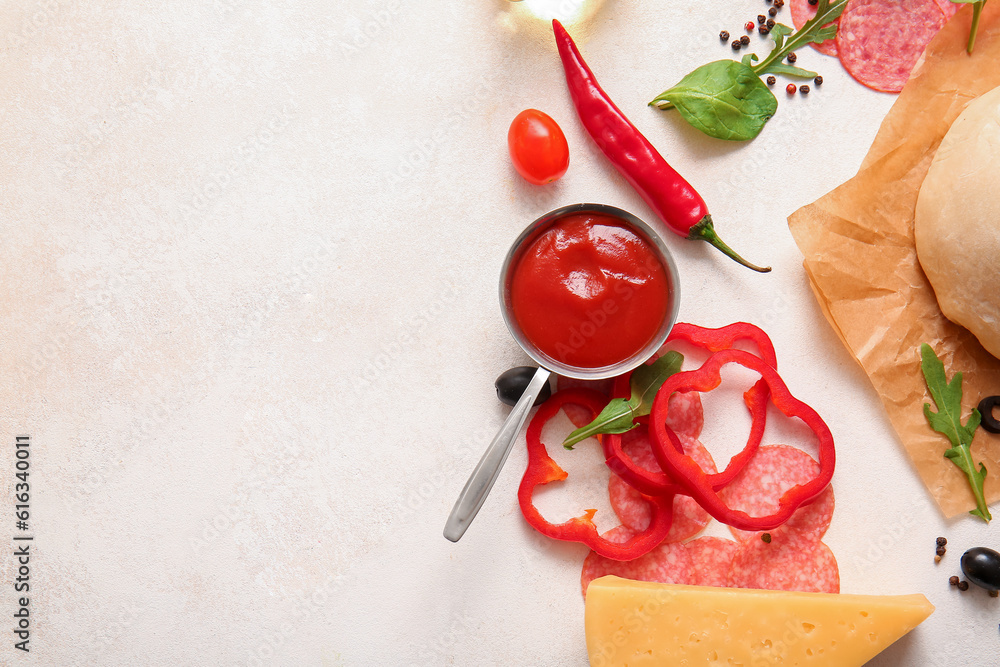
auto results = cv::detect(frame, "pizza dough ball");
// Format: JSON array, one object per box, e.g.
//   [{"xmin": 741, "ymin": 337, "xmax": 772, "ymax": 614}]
[{"xmin": 914, "ymin": 84, "xmax": 1000, "ymax": 359}]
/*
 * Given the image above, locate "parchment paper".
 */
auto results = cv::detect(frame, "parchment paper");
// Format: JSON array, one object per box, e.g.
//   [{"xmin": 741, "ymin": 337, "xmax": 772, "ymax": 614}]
[{"xmin": 788, "ymin": 3, "xmax": 1000, "ymax": 518}]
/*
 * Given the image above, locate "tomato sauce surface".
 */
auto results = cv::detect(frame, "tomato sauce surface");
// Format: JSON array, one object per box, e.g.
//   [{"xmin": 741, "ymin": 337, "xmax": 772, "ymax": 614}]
[{"xmin": 509, "ymin": 213, "xmax": 672, "ymax": 369}]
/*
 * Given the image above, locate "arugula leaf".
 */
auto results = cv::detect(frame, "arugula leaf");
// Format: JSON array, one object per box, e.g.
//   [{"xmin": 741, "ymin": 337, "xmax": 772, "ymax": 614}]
[
  {"xmin": 951, "ymin": 0, "xmax": 987, "ymax": 53},
  {"xmin": 650, "ymin": 61, "xmax": 777, "ymax": 142},
  {"xmin": 920, "ymin": 343, "xmax": 991, "ymax": 522},
  {"xmin": 752, "ymin": 0, "xmax": 848, "ymax": 74},
  {"xmin": 769, "ymin": 23, "xmax": 793, "ymax": 52},
  {"xmin": 562, "ymin": 352, "xmax": 683, "ymax": 449},
  {"xmin": 760, "ymin": 63, "xmax": 818, "ymax": 79}
]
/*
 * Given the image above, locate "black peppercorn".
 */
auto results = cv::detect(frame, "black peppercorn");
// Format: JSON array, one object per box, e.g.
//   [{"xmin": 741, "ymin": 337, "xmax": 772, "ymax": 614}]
[
  {"xmin": 936, "ymin": 545, "xmax": 947, "ymax": 557},
  {"xmin": 761, "ymin": 533, "xmax": 772, "ymax": 543},
  {"xmin": 774, "ymin": 0, "xmax": 784, "ymax": 7},
  {"xmin": 808, "ymin": 0, "xmax": 818, "ymax": 4},
  {"xmin": 958, "ymin": 580, "xmax": 970, "ymax": 591},
  {"xmin": 814, "ymin": 75, "xmax": 824, "ymax": 85},
  {"xmin": 991, "ymin": 590, "xmax": 999, "ymax": 598},
  {"xmin": 800, "ymin": 84, "xmax": 810, "ymax": 94},
  {"xmin": 758, "ymin": 25, "xmax": 770, "ymax": 35},
  {"xmin": 720, "ymin": 30, "xmax": 731, "ymax": 41},
  {"xmin": 937, "ymin": 537, "xmax": 948, "ymax": 547},
  {"xmin": 787, "ymin": 52, "xmax": 797, "ymax": 63},
  {"xmin": 950, "ymin": 575, "xmax": 960, "ymax": 586},
  {"xmin": 740, "ymin": 35, "xmax": 750, "ymax": 45},
  {"xmin": 768, "ymin": 6, "xmax": 778, "ymax": 16},
  {"xmin": 732, "ymin": 40, "xmax": 742, "ymax": 50},
  {"xmin": 766, "ymin": 18, "xmax": 775, "ymax": 28},
  {"xmin": 766, "ymin": 75, "xmax": 776, "ymax": 85},
  {"xmin": 758, "ymin": 14, "xmax": 766, "ymax": 23}
]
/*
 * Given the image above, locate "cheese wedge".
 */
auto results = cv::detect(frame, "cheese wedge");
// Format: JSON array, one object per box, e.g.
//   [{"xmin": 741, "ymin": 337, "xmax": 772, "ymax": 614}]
[{"xmin": 585, "ymin": 576, "xmax": 934, "ymax": 666}]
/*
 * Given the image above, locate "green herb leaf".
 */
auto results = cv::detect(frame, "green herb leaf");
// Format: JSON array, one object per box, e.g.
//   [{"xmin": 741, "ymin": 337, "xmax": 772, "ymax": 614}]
[
  {"xmin": 770, "ymin": 23, "xmax": 793, "ymax": 51},
  {"xmin": 752, "ymin": 0, "xmax": 848, "ymax": 74},
  {"xmin": 650, "ymin": 61, "xmax": 777, "ymax": 141},
  {"xmin": 758, "ymin": 63, "xmax": 819, "ymax": 78},
  {"xmin": 651, "ymin": 0, "xmax": 846, "ymax": 141},
  {"xmin": 630, "ymin": 351, "xmax": 684, "ymax": 416},
  {"xmin": 562, "ymin": 352, "xmax": 683, "ymax": 449},
  {"xmin": 920, "ymin": 343, "xmax": 991, "ymax": 522}
]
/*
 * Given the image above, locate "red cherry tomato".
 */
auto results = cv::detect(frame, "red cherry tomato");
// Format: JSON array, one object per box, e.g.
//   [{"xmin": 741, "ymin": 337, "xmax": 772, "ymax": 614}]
[{"xmin": 507, "ymin": 109, "xmax": 570, "ymax": 185}]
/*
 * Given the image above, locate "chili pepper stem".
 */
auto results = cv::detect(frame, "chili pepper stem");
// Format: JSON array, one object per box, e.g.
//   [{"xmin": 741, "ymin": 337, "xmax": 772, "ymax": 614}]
[{"xmin": 688, "ymin": 216, "xmax": 772, "ymax": 273}]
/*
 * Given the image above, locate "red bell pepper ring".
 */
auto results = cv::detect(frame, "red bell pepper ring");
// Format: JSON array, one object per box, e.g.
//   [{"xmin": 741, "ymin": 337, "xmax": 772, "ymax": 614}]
[
  {"xmin": 667, "ymin": 322, "xmax": 777, "ymax": 368},
  {"xmin": 517, "ymin": 388, "xmax": 676, "ymax": 561},
  {"xmin": 603, "ymin": 322, "xmax": 775, "ymax": 494},
  {"xmin": 667, "ymin": 322, "xmax": 778, "ymax": 488},
  {"xmin": 649, "ymin": 348, "xmax": 835, "ymax": 532}
]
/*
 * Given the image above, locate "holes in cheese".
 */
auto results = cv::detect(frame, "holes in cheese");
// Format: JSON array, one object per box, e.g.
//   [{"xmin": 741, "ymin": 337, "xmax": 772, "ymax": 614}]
[{"xmin": 584, "ymin": 576, "xmax": 934, "ymax": 667}]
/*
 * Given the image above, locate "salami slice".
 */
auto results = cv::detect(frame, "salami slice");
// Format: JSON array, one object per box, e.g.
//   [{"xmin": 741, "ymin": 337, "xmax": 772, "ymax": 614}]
[
  {"xmin": 581, "ymin": 526, "xmax": 694, "ymax": 596},
  {"xmin": 790, "ymin": 0, "xmax": 839, "ymax": 56},
  {"xmin": 727, "ymin": 535, "xmax": 840, "ymax": 593},
  {"xmin": 662, "ymin": 391, "xmax": 704, "ymax": 439},
  {"xmin": 684, "ymin": 536, "xmax": 740, "ymax": 587},
  {"xmin": 836, "ymin": 0, "xmax": 949, "ymax": 93},
  {"xmin": 608, "ymin": 431, "xmax": 715, "ymax": 542},
  {"xmin": 719, "ymin": 445, "xmax": 834, "ymax": 545},
  {"xmin": 934, "ymin": 0, "xmax": 960, "ymax": 19}
]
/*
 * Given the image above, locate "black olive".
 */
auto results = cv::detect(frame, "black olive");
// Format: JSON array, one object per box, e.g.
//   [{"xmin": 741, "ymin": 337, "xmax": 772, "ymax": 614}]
[
  {"xmin": 495, "ymin": 367, "xmax": 552, "ymax": 407},
  {"xmin": 977, "ymin": 396, "xmax": 1000, "ymax": 433},
  {"xmin": 960, "ymin": 547, "xmax": 1000, "ymax": 591}
]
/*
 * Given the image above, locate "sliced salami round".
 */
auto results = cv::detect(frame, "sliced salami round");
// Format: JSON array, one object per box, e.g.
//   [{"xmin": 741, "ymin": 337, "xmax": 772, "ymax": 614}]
[
  {"xmin": 719, "ymin": 445, "xmax": 834, "ymax": 545},
  {"xmin": 684, "ymin": 536, "xmax": 740, "ymax": 588},
  {"xmin": 790, "ymin": 0, "xmax": 839, "ymax": 56},
  {"xmin": 836, "ymin": 0, "xmax": 949, "ymax": 93},
  {"xmin": 608, "ymin": 432, "xmax": 715, "ymax": 542},
  {"xmin": 934, "ymin": 0, "xmax": 960, "ymax": 19},
  {"xmin": 581, "ymin": 526, "xmax": 694, "ymax": 597},
  {"xmin": 727, "ymin": 535, "xmax": 840, "ymax": 593},
  {"xmin": 662, "ymin": 391, "xmax": 704, "ymax": 439}
]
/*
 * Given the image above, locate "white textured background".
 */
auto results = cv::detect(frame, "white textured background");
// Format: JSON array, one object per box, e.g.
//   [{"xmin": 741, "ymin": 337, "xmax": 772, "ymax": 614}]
[{"xmin": 1, "ymin": 0, "xmax": 997, "ymax": 665}]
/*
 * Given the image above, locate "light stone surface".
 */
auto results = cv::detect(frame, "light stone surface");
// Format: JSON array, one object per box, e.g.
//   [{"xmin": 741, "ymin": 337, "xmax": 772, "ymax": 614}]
[{"xmin": 0, "ymin": 1, "xmax": 991, "ymax": 665}]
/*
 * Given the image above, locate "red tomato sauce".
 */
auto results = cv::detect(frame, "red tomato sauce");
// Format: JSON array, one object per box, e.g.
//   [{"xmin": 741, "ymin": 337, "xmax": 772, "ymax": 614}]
[{"xmin": 509, "ymin": 213, "xmax": 672, "ymax": 369}]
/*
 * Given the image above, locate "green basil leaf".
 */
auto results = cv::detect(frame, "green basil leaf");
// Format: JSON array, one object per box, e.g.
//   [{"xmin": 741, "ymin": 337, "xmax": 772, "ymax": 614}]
[
  {"xmin": 651, "ymin": 60, "xmax": 777, "ymax": 141},
  {"xmin": 741, "ymin": 53, "xmax": 758, "ymax": 67}
]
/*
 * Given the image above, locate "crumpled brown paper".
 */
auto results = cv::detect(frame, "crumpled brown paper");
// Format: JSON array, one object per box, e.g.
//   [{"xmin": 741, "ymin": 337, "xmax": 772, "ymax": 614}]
[{"xmin": 788, "ymin": 4, "xmax": 1000, "ymax": 519}]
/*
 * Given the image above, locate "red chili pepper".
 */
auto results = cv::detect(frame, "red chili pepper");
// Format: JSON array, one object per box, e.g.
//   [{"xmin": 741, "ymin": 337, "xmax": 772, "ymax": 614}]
[
  {"xmin": 552, "ymin": 20, "xmax": 771, "ymax": 273},
  {"xmin": 648, "ymin": 348, "xmax": 835, "ymax": 532},
  {"xmin": 517, "ymin": 388, "xmax": 676, "ymax": 560},
  {"xmin": 604, "ymin": 322, "xmax": 775, "ymax": 494}
]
